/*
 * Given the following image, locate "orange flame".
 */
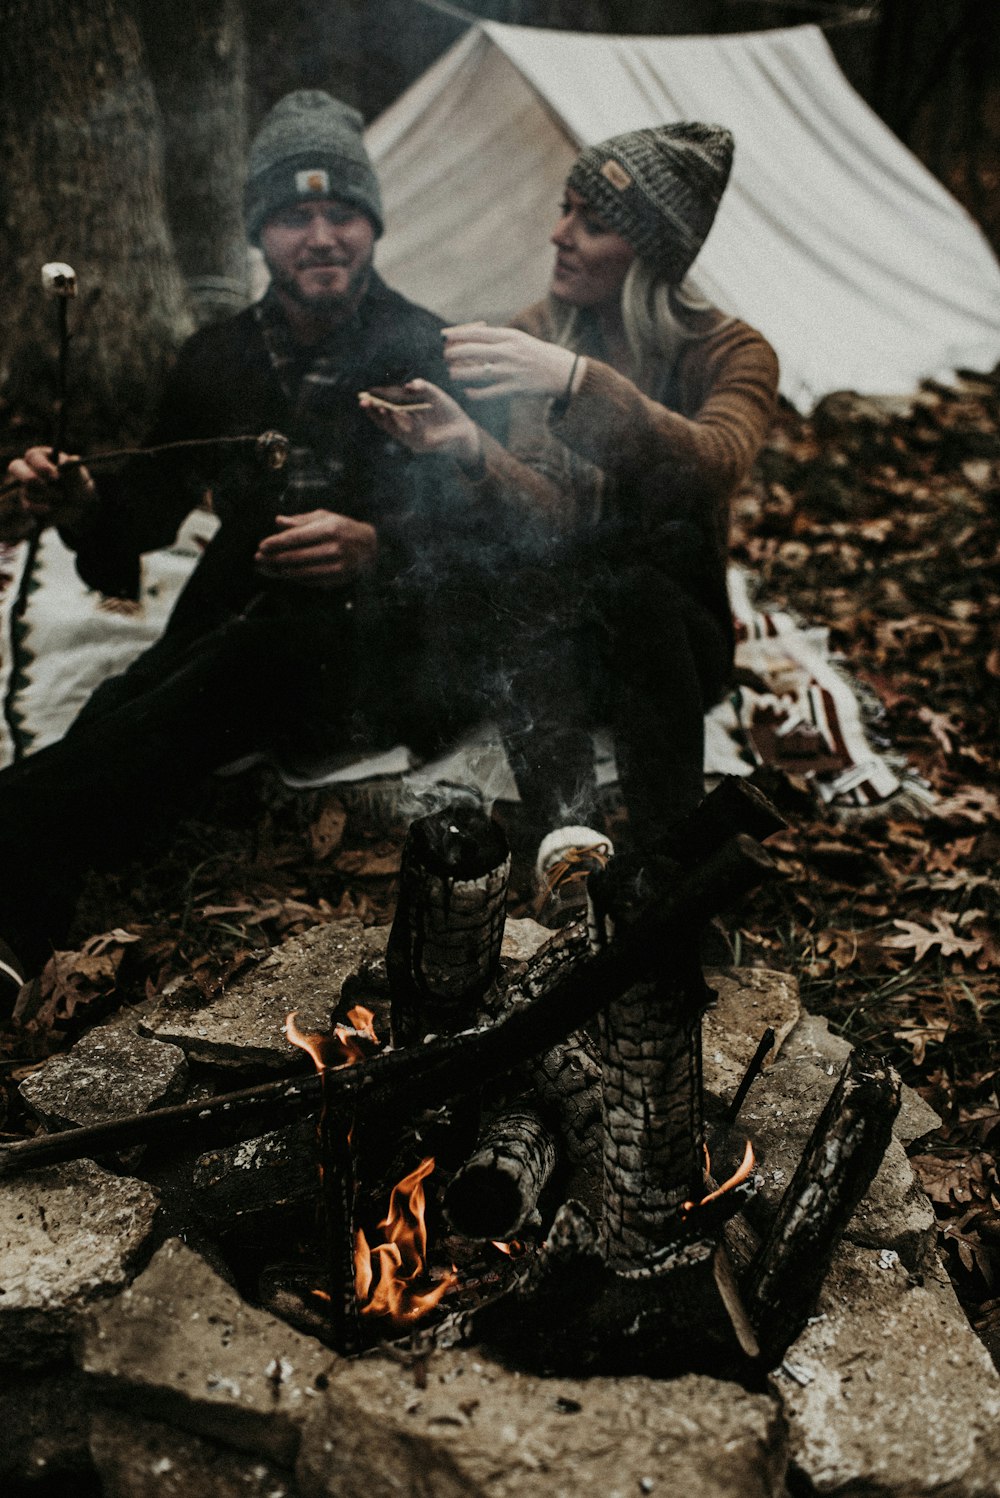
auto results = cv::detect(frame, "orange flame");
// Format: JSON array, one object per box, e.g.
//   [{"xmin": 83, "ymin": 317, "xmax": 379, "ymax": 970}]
[
  {"xmin": 355, "ymin": 1156, "xmax": 458, "ymax": 1325},
  {"xmin": 490, "ymin": 1239, "xmax": 526, "ymax": 1258},
  {"xmin": 286, "ymin": 1010, "xmax": 454, "ymax": 1329},
  {"xmin": 284, "ymin": 1005, "xmax": 378, "ymax": 1070},
  {"xmin": 683, "ymin": 1139, "xmax": 756, "ymax": 1214}
]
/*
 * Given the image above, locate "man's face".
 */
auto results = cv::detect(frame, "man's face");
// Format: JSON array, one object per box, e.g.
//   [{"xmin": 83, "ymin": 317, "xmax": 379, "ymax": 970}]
[{"xmin": 260, "ymin": 198, "xmax": 376, "ymax": 322}]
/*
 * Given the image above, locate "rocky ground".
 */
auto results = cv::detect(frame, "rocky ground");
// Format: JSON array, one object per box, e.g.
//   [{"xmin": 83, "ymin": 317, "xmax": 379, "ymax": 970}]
[{"xmin": 1, "ymin": 366, "xmax": 998, "ymax": 1377}]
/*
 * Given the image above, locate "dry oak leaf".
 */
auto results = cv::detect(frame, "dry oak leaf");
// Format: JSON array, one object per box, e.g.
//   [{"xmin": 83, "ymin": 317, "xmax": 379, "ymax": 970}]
[
  {"xmin": 910, "ymin": 1152, "xmax": 992, "ymax": 1206},
  {"xmin": 335, "ymin": 846, "xmax": 402, "ymax": 878},
  {"xmin": 814, "ymin": 929, "xmax": 867, "ymax": 971},
  {"xmin": 309, "ymin": 798, "xmax": 347, "ymax": 861},
  {"xmin": 883, "ymin": 913, "xmax": 982, "ymax": 962},
  {"xmin": 892, "ymin": 1017, "xmax": 952, "ymax": 1066}
]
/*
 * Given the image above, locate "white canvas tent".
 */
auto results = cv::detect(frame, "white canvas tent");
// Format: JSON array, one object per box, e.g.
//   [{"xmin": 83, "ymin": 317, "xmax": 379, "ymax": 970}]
[{"xmin": 366, "ymin": 21, "xmax": 1000, "ymax": 411}]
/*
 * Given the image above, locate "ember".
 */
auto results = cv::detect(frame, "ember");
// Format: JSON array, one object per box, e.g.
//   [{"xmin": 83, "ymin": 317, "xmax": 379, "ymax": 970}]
[{"xmin": 684, "ymin": 1140, "xmax": 757, "ymax": 1215}]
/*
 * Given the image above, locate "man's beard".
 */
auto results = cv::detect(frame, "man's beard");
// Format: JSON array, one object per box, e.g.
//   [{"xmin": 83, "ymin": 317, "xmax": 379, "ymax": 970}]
[{"xmin": 266, "ymin": 252, "xmax": 373, "ymax": 325}]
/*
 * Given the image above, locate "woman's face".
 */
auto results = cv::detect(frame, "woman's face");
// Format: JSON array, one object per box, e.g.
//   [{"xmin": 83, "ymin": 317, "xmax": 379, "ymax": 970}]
[{"xmin": 549, "ymin": 187, "xmax": 636, "ymax": 309}]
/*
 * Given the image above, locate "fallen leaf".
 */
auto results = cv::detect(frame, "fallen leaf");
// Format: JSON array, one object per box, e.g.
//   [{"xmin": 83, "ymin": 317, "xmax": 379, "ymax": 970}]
[
  {"xmin": 309, "ymin": 798, "xmax": 347, "ymax": 861},
  {"xmin": 335, "ymin": 847, "xmax": 402, "ymax": 878},
  {"xmin": 883, "ymin": 913, "xmax": 982, "ymax": 962}
]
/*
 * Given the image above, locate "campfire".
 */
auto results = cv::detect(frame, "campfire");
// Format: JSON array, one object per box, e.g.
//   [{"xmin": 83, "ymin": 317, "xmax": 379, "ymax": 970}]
[{"xmin": 0, "ymin": 778, "xmax": 905, "ymax": 1389}]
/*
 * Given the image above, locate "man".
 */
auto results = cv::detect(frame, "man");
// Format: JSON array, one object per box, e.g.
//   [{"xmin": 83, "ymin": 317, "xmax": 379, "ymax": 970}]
[{"xmin": 1, "ymin": 91, "xmax": 492, "ymax": 986}]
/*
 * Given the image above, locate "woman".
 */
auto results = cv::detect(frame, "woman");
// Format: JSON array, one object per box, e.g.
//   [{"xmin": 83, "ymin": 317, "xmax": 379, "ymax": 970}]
[{"xmin": 362, "ymin": 123, "xmax": 779, "ymax": 908}]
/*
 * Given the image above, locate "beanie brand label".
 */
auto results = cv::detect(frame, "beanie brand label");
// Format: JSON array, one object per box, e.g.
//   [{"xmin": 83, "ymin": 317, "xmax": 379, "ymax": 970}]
[
  {"xmin": 295, "ymin": 168, "xmax": 330, "ymax": 195},
  {"xmin": 600, "ymin": 159, "xmax": 632, "ymax": 192}
]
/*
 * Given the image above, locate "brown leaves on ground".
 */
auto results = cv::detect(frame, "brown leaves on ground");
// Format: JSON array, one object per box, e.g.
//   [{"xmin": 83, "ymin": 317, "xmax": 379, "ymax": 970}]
[{"xmin": 731, "ymin": 370, "xmax": 1000, "ymax": 1342}]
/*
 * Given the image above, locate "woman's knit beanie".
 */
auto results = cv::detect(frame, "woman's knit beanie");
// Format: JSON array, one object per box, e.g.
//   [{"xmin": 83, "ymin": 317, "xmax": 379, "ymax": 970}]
[
  {"xmin": 244, "ymin": 91, "xmax": 383, "ymax": 244},
  {"xmin": 566, "ymin": 123, "xmax": 734, "ymax": 284}
]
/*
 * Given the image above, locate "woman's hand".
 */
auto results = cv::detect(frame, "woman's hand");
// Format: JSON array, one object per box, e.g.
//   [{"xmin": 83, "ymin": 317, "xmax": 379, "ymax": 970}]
[
  {"xmin": 358, "ymin": 380, "xmax": 481, "ymax": 467},
  {"xmin": 443, "ymin": 323, "xmax": 580, "ymax": 401},
  {"xmin": 3, "ymin": 446, "xmax": 96, "ymax": 536},
  {"xmin": 254, "ymin": 510, "xmax": 377, "ymax": 588}
]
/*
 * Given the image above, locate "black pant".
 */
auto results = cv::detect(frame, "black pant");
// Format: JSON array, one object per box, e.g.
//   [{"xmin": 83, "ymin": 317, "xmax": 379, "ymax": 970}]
[
  {"xmin": 0, "ymin": 591, "xmax": 473, "ymax": 964},
  {"xmin": 502, "ymin": 550, "xmax": 731, "ymax": 851}
]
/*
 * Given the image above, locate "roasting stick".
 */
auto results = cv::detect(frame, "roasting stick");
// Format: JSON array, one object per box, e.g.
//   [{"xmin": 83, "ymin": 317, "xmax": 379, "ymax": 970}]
[{"xmin": 41, "ymin": 262, "xmax": 76, "ymax": 460}]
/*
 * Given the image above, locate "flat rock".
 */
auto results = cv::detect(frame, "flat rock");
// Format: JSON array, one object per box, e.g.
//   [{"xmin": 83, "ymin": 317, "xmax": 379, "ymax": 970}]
[
  {"xmin": 702, "ymin": 966, "xmax": 802, "ymax": 1105},
  {"xmin": 737, "ymin": 1013, "xmax": 938, "ymax": 1268},
  {"xmin": 145, "ymin": 920, "xmax": 386, "ymax": 1070},
  {"xmin": 89, "ymin": 1409, "xmax": 295, "ymax": 1498},
  {"xmin": 81, "ymin": 1237, "xmax": 338, "ymax": 1467},
  {"xmin": 773, "ymin": 1241, "xmax": 1000, "ymax": 1496},
  {"xmin": 0, "ymin": 1159, "xmax": 160, "ymax": 1369},
  {"xmin": 79, "ymin": 1242, "xmax": 788, "ymax": 1497},
  {"xmin": 302, "ymin": 1348, "xmax": 788, "ymax": 1498},
  {"xmin": 18, "ymin": 1023, "xmax": 188, "ymax": 1131}
]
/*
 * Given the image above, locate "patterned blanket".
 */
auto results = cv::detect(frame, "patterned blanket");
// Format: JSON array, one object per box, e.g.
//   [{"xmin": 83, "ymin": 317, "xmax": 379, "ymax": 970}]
[{"xmin": 0, "ymin": 524, "xmax": 929, "ymax": 816}]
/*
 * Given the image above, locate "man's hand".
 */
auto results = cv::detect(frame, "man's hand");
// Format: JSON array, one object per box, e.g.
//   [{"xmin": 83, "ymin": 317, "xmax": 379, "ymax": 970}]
[
  {"xmin": 443, "ymin": 323, "xmax": 580, "ymax": 401},
  {"xmin": 3, "ymin": 446, "xmax": 97, "ymax": 539},
  {"xmin": 358, "ymin": 380, "xmax": 481, "ymax": 466},
  {"xmin": 254, "ymin": 510, "xmax": 378, "ymax": 588}
]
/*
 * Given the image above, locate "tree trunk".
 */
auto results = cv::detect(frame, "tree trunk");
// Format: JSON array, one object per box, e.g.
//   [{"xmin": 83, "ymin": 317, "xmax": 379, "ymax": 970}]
[
  {"xmin": 139, "ymin": 0, "xmax": 250, "ymax": 327},
  {"xmin": 0, "ymin": 0, "xmax": 193, "ymax": 447}
]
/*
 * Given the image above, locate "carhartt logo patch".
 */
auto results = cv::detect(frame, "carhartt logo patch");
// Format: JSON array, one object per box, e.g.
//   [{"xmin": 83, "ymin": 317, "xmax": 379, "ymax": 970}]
[
  {"xmin": 600, "ymin": 159, "xmax": 632, "ymax": 192},
  {"xmin": 296, "ymin": 168, "xmax": 330, "ymax": 195}
]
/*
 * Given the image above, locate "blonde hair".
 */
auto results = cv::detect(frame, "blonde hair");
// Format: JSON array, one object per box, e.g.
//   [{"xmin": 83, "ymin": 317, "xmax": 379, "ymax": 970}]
[{"xmin": 549, "ymin": 257, "xmax": 730, "ymax": 397}]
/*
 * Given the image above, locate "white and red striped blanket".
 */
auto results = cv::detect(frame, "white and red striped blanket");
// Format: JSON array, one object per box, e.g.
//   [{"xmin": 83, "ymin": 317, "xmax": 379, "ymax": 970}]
[{"xmin": 0, "ymin": 528, "xmax": 928, "ymax": 816}]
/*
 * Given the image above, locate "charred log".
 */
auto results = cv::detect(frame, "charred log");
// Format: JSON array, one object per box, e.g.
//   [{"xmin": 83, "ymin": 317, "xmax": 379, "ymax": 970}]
[
  {"xmin": 588, "ymin": 853, "xmax": 710, "ymax": 1268},
  {"xmin": 387, "ymin": 806, "xmax": 511, "ymax": 1046},
  {"xmin": 443, "ymin": 1103, "xmax": 556, "ymax": 1240},
  {"xmin": 192, "ymin": 1117, "xmax": 318, "ymax": 1222},
  {"xmin": 318, "ymin": 1089, "xmax": 360, "ymax": 1355},
  {"xmin": 747, "ymin": 1048, "xmax": 902, "ymax": 1366}
]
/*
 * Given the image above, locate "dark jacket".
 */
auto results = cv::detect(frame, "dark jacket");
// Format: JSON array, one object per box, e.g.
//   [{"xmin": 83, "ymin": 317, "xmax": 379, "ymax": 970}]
[{"xmin": 65, "ymin": 274, "xmax": 468, "ymax": 639}]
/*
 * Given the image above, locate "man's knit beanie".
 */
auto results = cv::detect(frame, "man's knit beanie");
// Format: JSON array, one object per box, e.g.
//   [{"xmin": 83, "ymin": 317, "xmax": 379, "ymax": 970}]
[
  {"xmin": 244, "ymin": 90, "xmax": 383, "ymax": 244},
  {"xmin": 566, "ymin": 123, "xmax": 734, "ymax": 284}
]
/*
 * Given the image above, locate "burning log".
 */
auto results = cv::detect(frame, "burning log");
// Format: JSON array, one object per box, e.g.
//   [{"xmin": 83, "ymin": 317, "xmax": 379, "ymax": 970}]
[
  {"xmin": 747, "ymin": 1048, "xmax": 902, "ymax": 1366},
  {"xmin": 472, "ymin": 843, "xmax": 769, "ymax": 1381},
  {"xmin": 444, "ymin": 1102, "xmax": 557, "ymax": 1240},
  {"xmin": 387, "ymin": 806, "xmax": 510, "ymax": 1047}
]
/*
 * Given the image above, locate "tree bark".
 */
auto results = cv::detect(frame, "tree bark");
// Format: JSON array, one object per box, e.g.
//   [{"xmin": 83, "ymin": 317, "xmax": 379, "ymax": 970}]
[
  {"xmin": 139, "ymin": 0, "xmax": 250, "ymax": 327},
  {"xmin": 0, "ymin": 0, "xmax": 193, "ymax": 446}
]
